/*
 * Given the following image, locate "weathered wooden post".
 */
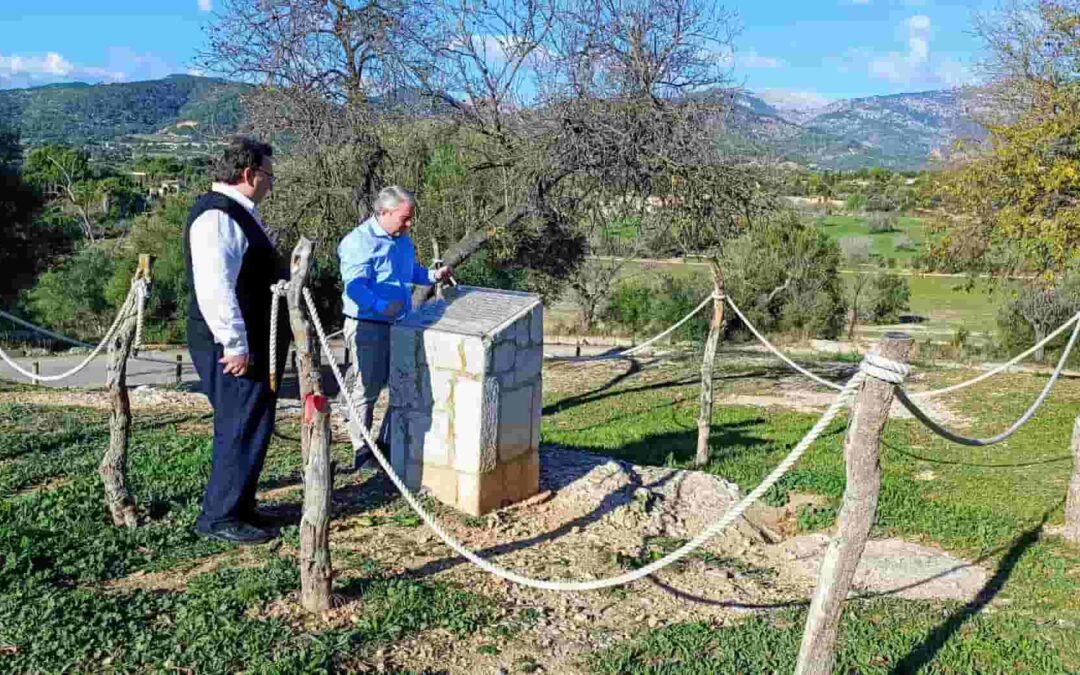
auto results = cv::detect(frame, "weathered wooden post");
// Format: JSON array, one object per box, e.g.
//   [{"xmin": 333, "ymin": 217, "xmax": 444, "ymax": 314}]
[
  {"xmin": 32, "ymin": 361, "xmax": 40, "ymax": 386},
  {"xmin": 694, "ymin": 260, "xmax": 724, "ymax": 466},
  {"xmin": 175, "ymin": 354, "xmax": 183, "ymax": 386},
  {"xmin": 1064, "ymin": 416, "xmax": 1080, "ymax": 545},
  {"xmin": 285, "ymin": 237, "xmax": 334, "ymax": 613},
  {"xmin": 99, "ymin": 254, "xmax": 152, "ymax": 529},
  {"xmin": 795, "ymin": 332, "xmax": 912, "ymax": 675}
]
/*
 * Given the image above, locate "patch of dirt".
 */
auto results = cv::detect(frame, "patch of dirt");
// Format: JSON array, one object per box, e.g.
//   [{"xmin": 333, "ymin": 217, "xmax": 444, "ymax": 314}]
[
  {"xmin": 776, "ymin": 534, "xmax": 990, "ymax": 602},
  {"xmin": 0, "ymin": 386, "xmax": 210, "ymax": 414},
  {"xmin": 102, "ymin": 549, "xmax": 264, "ymax": 593}
]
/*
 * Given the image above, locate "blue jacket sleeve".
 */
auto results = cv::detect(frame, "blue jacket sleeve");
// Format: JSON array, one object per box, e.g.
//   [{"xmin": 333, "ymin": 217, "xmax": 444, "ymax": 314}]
[{"xmin": 411, "ymin": 262, "xmax": 437, "ymax": 286}]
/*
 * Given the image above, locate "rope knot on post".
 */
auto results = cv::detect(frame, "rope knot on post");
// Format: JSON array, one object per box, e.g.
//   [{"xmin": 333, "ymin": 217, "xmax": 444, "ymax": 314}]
[
  {"xmin": 268, "ymin": 280, "xmax": 291, "ymax": 392},
  {"xmin": 859, "ymin": 352, "xmax": 910, "ymax": 385}
]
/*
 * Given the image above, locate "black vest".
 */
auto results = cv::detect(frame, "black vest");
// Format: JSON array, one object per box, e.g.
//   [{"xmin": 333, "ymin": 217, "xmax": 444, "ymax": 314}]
[{"xmin": 184, "ymin": 191, "xmax": 290, "ymax": 380}]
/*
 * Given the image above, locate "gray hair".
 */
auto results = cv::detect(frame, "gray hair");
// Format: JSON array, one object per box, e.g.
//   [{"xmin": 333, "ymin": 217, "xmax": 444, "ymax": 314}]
[{"xmin": 373, "ymin": 186, "xmax": 415, "ymax": 214}]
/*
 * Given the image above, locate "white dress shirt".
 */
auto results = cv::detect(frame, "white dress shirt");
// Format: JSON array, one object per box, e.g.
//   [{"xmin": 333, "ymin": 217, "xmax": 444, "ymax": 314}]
[{"xmin": 189, "ymin": 183, "xmax": 276, "ymax": 357}]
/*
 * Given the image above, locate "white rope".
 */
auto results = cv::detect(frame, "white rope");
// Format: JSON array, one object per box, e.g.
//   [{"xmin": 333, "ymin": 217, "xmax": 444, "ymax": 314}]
[
  {"xmin": 896, "ymin": 315, "xmax": 1080, "ymax": 447},
  {"xmin": 132, "ymin": 282, "xmax": 147, "ymax": 352},
  {"xmin": 269, "ymin": 281, "xmax": 289, "ymax": 389},
  {"xmin": 0, "ymin": 307, "xmax": 191, "ymax": 369},
  {"xmin": 910, "ymin": 312, "xmax": 1080, "ymax": 398},
  {"xmin": 302, "ymin": 286, "xmax": 863, "ymax": 591},
  {"xmin": 0, "ymin": 279, "xmax": 148, "ymax": 383},
  {"xmin": 724, "ymin": 296, "xmax": 846, "ymax": 391},
  {"xmin": 546, "ymin": 293, "xmax": 717, "ymax": 363}
]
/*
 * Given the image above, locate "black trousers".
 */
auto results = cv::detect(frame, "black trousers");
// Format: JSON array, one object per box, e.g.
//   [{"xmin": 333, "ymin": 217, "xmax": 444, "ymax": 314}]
[{"xmin": 190, "ymin": 344, "xmax": 277, "ymax": 529}]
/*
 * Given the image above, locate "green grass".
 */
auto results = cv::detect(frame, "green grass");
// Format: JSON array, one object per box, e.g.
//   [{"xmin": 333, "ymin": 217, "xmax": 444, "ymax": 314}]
[
  {"xmin": 541, "ymin": 364, "xmax": 1080, "ymax": 671},
  {"xmin": 815, "ymin": 214, "xmax": 928, "ymax": 266},
  {"xmin": 0, "ymin": 402, "xmax": 497, "ymax": 672}
]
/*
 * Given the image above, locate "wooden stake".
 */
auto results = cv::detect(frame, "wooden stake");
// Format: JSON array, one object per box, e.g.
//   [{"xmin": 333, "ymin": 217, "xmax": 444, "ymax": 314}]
[
  {"xmin": 285, "ymin": 236, "xmax": 334, "ymax": 613},
  {"xmin": 1064, "ymin": 415, "xmax": 1080, "ymax": 545},
  {"xmin": 694, "ymin": 260, "xmax": 724, "ymax": 467},
  {"xmin": 795, "ymin": 331, "xmax": 912, "ymax": 675},
  {"xmin": 99, "ymin": 258, "xmax": 152, "ymax": 528},
  {"xmin": 175, "ymin": 354, "xmax": 183, "ymax": 386}
]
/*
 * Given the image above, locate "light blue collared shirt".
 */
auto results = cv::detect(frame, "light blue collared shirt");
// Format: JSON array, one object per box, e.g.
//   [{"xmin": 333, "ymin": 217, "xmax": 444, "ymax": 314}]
[{"xmin": 338, "ymin": 216, "xmax": 436, "ymax": 322}]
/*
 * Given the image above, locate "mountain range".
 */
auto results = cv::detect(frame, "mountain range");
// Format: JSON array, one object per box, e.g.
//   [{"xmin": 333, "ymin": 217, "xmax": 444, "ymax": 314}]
[
  {"xmin": 0, "ymin": 75, "xmax": 985, "ymax": 170},
  {"xmin": 724, "ymin": 89, "xmax": 986, "ymax": 170}
]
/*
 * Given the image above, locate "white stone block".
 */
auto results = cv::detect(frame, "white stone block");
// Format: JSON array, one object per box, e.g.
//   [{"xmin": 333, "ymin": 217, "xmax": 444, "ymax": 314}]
[
  {"xmin": 421, "ymin": 411, "xmax": 452, "ymax": 467},
  {"xmin": 390, "ymin": 411, "xmax": 409, "ymax": 475},
  {"xmin": 421, "ymin": 330, "xmax": 467, "ymax": 372},
  {"xmin": 515, "ymin": 314, "xmax": 531, "ymax": 347},
  {"xmin": 515, "ymin": 345, "xmax": 543, "ymax": 383},
  {"xmin": 498, "ymin": 384, "xmax": 534, "ymax": 461},
  {"xmin": 530, "ymin": 382, "xmax": 542, "ymax": 451},
  {"xmin": 529, "ymin": 306, "xmax": 543, "ymax": 343},
  {"xmin": 430, "ymin": 369, "xmax": 457, "ymax": 411},
  {"xmin": 492, "ymin": 340, "xmax": 516, "ymax": 373}
]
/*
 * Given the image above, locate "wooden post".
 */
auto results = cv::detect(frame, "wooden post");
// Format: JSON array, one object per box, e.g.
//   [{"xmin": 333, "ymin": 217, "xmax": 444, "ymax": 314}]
[
  {"xmin": 1064, "ymin": 415, "xmax": 1080, "ymax": 545},
  {"xmin": 32, "ymin": 361, "xmax": 40, "ymax": 385},
  {"xmin": 795, "ymin": 332, "xmax": 912, "ymax": 675},
  {"xmin": 175, "ymin": 354, "xmax": 183, "ymax": 386},
  {"xmin": 694, "ymin": 260, "xmax": 724, "ymax": 467},
  {"xmin": 285, "ymin": 236, "xmax": 334, "ymax": 613},
  {"xmin": 99, "ymin": 256, "xmax": 152, "ymax": 529}
]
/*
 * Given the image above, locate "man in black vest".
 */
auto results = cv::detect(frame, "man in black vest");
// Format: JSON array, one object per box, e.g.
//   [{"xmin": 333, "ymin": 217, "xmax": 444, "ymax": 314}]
[{"xmin": 185, "ymin": 137, "xmax": 290, "ymax": 545}]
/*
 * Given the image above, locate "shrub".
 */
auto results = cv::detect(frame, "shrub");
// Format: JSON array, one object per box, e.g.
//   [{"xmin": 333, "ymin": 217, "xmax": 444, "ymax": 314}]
[
  {"xmin": 604, "ymin": 274, "xmax": 711, "ymax": 342},
  {"xmin": 838, "ymin": 235, "xmax": 872, "ymax": 263},
  {"xmin": 25, "ymin": 244, "xmax": 119, "ymax": 340},
  {"xmin": 866, "ymin": 273, "xmax": 910, "ymax": 324},
  {"xmin": 866, "ymin": 212, "xmax": 897, "ymax": 234},
  {"xmin": 722, "ymin": 211, "xmax": 847, "ymax": 339},
  {"xmin": 996, "ymin": 279, "xmax": 1080, "ymax": 362}
]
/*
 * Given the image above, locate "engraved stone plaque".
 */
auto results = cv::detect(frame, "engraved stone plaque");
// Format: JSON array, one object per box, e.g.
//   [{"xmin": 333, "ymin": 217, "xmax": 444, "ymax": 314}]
[{"xmin": 389, "ymin": 286, "xmax": 543, "ymax": 516}]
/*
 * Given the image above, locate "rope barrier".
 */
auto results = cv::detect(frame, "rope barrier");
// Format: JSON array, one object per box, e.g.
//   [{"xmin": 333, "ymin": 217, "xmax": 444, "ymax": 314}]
[
  {"xmin": 724, "ymin": 296, "xmax": 846, "ymax": 391},
  {"xmin": 301, "ymin": 285, "xmax": 864, "ymax": 591},
  {"xmin": 269, "ymin": 281, "xmax": 289, "ymax": 391},
  {"xmin": 0, "ymin": 308, "xmax": 194, "ymax": 369},
  {"xmin": 910, "ymin": 312, "xmax": 1080, "ymax": 399},
  {"xmin": 895, "ymin": 315, "xmax": 1080, "ymax": 446},
  {"xmin": 0, "ymin": 279, "xmax": 149, "ymax": 383},
  {"xmin": 546, "ymin": 293, "xmax": 718, "ymax": 363}
]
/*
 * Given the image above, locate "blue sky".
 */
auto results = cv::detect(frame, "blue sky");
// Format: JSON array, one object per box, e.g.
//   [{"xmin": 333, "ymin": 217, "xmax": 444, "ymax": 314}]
[{"xmin": 0, "ymin": 0, "xmax": 997, "ymax": 105}]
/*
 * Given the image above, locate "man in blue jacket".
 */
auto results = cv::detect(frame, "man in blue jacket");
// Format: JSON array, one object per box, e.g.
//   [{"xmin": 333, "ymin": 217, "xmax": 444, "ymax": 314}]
[{"xmin": 339, "ymin": 186, "xmax": 452, "ymax": 469}]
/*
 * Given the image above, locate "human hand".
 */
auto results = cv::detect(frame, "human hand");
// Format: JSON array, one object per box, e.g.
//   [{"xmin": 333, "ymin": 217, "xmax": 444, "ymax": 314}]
[
  {"xmin": 380, "ymin": 300, "xmax": 405, "ymax": 318},
  {"xmin": 219, "ymin": 353, "xmax": 250, "ymax": 377},
  {"xmin": 434, "ymin": 266, "xmax": 454, "ymax": 283}
]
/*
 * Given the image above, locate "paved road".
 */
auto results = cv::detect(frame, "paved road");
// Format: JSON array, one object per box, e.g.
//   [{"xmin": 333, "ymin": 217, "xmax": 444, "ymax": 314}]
[{"xmin": 0, "ymin": 341, "xmax": 609, "ymax": 394}]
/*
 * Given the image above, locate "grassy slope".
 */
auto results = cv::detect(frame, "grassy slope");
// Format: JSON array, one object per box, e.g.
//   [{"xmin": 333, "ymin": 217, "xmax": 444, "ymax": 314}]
[
  {"xmin": 0, "ymin": 384, "xmax": 498, "ymax": 673},
  {"xmin": 542, "ymin": 359, "xmax": 1080, "ymax": 672}
]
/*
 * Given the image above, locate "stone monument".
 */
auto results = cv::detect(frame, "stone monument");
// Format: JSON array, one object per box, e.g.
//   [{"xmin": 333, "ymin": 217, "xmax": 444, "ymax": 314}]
[{"xmin": 388, "ymin": 286, "xmax": 543, "ymax": 515}]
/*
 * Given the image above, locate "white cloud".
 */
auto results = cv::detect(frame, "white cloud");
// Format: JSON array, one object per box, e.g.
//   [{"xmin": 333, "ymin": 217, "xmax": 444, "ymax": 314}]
[
  {"xmin": 197, "ymin": 0, "xmax": 213, "ymax": 11},
  {"xmin": 866, "ymin": 14, "xmax": 934, "ymax": 84},
  {"xmin": 0, "ymin": 52, "xmax": 74, "ymax": 78},
  {"xmin": 0, "ymin": 48, "xmax": 175, "ymax": 89},
  {"xmin": 757, "ymin": 89, "xmax": 834, "ymax": 110},
  {"xmin": 737, "ymin": 50, "xmax": 785, "ymax": 69}
]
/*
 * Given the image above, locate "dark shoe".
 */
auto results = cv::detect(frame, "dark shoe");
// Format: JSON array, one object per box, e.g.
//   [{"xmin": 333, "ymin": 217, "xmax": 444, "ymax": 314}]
[
  {"xmin": 242, "ymin": 507, "xmax": 292, "ymax": 530},
  {"xmin": 196, "ymin": 521, "xmax": 275, "ymax": 545},
  {"xmin": 352, "ymin": 449, "xmax": 382, "ymax": 472}
]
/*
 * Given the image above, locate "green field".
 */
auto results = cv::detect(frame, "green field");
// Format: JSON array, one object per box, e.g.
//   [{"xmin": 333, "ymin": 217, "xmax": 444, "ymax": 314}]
[
  {"xmin": 815, "ymin": 214, "xmax": 928, "ymax": 266},
  {"xmin": 549, "ymin": 257, "xmax": 1003, "ymax": 343}
]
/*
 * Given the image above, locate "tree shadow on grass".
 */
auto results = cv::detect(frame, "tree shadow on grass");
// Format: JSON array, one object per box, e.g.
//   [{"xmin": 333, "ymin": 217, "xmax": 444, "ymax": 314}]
[{"xmin": 890, "ymin": 509, "xmax": 1053, "ymax": 674}]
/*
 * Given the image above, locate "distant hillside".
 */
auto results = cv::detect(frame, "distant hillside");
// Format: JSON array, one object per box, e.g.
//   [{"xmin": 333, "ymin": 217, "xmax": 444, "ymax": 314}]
[
  {"xmin": 0, "ymin": 74, "xmax": 985, "ymax": 169},
  {"xmin": 724, "ymin": 89, "xmax": 987, "ymax": 170},
  {"xmin": 0, "ymin": 74, "xmax": 249, "ymax": 145}
]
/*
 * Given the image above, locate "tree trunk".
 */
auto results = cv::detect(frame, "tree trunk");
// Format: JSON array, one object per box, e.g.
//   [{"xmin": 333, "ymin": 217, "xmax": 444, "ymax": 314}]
[
  {"xmin": 99, "ymin": 256, "xmax": 151, "ymax": 529},
  {"xmin": 795, "ymin": 332, "xmax": 913, "ymax": 675},
  {"xmin": 694, "ymin": 261, "xmax": 724, "ymax": 467},
  {"xmin": 1064, "ymin": 415, "xmax": 1080, "ymax": 546},
  {"xmin": 286, "ymin": 237, "xmax": 334, "ymax": 614}
]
